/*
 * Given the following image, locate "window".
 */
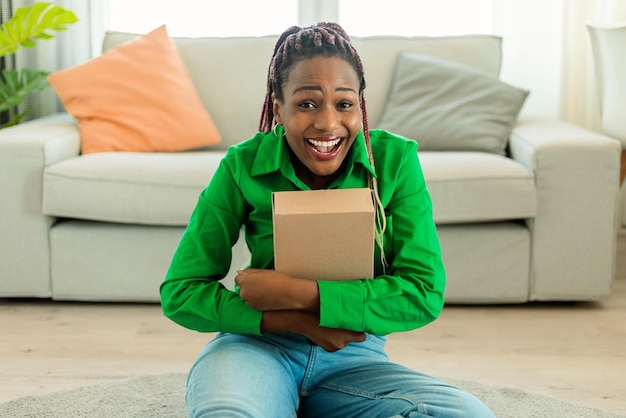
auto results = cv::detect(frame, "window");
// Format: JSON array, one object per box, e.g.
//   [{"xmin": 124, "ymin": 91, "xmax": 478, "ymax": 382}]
[
  {"xmin": 338, "ymin": 0, "xmax": 494, "ymax": 36},
  {"xmin": 106, "ymin": 0, "xmax": 297, "ymax": 37},
  {"xmin": 104, "ymin": 0, "xmax": 494, "ymax": 37}
]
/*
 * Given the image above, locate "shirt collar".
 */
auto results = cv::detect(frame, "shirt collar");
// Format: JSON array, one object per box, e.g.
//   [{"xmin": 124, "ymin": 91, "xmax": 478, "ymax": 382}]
[
  {"xmin": 250, "ymin": 127, "xmax": 376, "ymax": 179},
  {"xmin": 350, "ymin": 129, "xmax": 377, "ymax": 178},
  {"xmin": 250, "ymin": 128, "xmax": 291, "ymax": 177}
]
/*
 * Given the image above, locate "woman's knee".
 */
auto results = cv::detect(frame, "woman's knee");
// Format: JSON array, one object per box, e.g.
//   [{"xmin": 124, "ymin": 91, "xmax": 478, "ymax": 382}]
[
  {"xmin": 185, "ymin": 334, "xmax": 299, "ymax": 418},
  {"xmin": 413, "ymin": 386, "xmax": 495, "ymax": 418}
]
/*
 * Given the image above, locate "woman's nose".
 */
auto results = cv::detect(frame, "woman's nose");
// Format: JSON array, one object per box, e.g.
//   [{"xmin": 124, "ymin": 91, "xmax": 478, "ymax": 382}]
[{"xmin": 314, "ymin": 106, "xmax": 340, "ymax": 131}]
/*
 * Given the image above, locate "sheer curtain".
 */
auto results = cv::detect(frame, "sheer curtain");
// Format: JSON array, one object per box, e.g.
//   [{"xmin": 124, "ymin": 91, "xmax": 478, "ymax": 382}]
[
  {"xmin": 493, "ymin": 0, "xmax": 564, "ymax": 121},
  {"xmin": 560, "ymin": 0, "xmax": 626, "ymax": 131},
  {"xmin": 494, "ymin": 0, "xmax": 626, "ymax": 131}
]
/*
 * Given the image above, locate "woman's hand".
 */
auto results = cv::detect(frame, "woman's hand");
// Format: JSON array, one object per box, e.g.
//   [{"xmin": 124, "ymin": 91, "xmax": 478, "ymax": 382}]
[
  {"xmin": 306, "ymin": 323, "xmax": 367, "ymax": 352},
  {"xmin": 238, "ymin": 270, "xmax": 366, "ymax": 352},
  {"xmin": 261, "ymin": 310, "xmax": 366, "ymax": 352},
  {"xmin": 235, "ymin": 268, "xmax": 319, "ymax": 312}
]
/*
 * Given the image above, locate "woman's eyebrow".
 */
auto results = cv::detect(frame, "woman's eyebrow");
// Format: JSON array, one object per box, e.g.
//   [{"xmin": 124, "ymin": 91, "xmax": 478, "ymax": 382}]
[{"xmin": 292, "ymin": 85, "xmax": 357, "ymax": 95}]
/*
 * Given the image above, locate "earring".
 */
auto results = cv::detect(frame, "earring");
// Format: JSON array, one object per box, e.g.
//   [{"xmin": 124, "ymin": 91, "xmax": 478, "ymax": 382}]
[{"xmin": 273, "ymin": 122, "xmax": 283, "ymax": 138}]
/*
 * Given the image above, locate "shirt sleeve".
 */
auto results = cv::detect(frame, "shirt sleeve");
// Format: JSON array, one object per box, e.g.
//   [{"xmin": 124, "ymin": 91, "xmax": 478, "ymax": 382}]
[
  {"xmin": 317, "ymin": 140, "xmax": 446, "ymax": 335},
  {"xmin": 159, "ymin": 156, "xmax": 263, "ymax": 335}
]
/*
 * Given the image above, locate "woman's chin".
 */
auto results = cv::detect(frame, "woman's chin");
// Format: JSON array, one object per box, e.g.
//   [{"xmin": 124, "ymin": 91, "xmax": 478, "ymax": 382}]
[{"xmin": 308, "ymin": 163, "xmax": 341, "ymax": 177}]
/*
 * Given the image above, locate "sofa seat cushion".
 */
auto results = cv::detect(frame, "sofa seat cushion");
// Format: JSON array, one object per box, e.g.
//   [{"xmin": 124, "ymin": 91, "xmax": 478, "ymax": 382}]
[
  {"xmin": 43, "ymin": 151, "xmax": 225, "ymax": 225},
  {"xmin": 42, "ymin": 150, "xmax": 535, "ymax": 227},
  {"xmin": 420, "ymin": 152, "xmax": 536, "ymax": 224}
]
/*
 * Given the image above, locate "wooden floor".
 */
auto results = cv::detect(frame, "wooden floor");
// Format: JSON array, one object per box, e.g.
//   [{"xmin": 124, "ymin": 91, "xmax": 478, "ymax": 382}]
[{"xmin": 1, "ymin": 238, "xmax": 626, "ymax": 415}]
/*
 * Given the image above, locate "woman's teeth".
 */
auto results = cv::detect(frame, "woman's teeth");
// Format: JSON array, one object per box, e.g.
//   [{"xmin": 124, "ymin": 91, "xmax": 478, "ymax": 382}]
[{"xmin": 307, "ymin": 138, "xmax": 341, "ymax": 154}]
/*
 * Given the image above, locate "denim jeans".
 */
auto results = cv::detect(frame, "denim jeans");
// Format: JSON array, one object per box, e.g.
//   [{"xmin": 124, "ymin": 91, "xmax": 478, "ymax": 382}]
[{"xmin": 186, "ymin": 332, "xmax": 495, "ymax": 418}]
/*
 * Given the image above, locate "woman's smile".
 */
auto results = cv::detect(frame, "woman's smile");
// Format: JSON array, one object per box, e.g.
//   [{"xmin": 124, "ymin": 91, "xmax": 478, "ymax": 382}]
[{"xmin": 306, "ymin": 136, "xmax": 344, "ymax": 160}]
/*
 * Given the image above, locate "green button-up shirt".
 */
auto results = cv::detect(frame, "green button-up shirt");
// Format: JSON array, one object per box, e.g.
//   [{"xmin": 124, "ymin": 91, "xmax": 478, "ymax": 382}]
[{"xmin": 160, "ymin": 129, "xmax": 445, "ymax": 336}]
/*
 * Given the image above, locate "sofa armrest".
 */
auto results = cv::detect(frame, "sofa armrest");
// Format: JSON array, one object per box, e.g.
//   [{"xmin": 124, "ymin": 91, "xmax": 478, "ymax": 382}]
[
  {"xmin": 0, "ymin": 113, "xmax": 80, "ymax": 297},
  {"xmin": 509, "ymin": 118, "xmax": 621, "ymax": 300}
]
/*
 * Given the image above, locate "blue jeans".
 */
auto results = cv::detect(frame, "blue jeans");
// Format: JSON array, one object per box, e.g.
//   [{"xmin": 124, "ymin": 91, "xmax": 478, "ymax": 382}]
[{"xmin": 186, "ymin": 332, "xmax": 495, "ymax": 418}]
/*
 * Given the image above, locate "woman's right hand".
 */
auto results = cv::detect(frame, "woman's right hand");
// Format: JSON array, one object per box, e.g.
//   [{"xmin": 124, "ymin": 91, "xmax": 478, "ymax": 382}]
[
  {"xmin": 305, "ymin": 323, "xmax": 367, "ymax": 352},
  {"xmin": 261, "ymin": 310, "xmax": 366, "ymax": 352}
]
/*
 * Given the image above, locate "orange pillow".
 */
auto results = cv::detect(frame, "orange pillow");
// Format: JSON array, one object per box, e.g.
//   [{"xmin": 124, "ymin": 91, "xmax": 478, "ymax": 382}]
[{"xmin": 48, "ymin": 25, "xmax": 221, "ymax": 154}]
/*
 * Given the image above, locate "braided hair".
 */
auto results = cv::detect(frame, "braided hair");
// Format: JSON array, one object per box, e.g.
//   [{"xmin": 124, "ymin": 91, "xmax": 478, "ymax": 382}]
[{"xmin": 260, "ymin": 22, "xmax": 388, "ymax": 270}]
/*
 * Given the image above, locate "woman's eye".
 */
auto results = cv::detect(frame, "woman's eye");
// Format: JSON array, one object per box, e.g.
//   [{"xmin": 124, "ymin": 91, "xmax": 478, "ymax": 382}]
[
  {"xmin": 338, "ymin": 101, "xmax": 354, "ymax": 109},
  {"xmin": 298, "ymin": 101, "xmax": 316, "ymax": 109}
]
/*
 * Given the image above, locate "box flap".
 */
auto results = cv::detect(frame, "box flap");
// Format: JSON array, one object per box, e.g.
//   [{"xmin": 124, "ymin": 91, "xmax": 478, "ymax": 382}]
[{"xmin": 273, "ymin": 188, "xmax": 375, "ymax": 215}]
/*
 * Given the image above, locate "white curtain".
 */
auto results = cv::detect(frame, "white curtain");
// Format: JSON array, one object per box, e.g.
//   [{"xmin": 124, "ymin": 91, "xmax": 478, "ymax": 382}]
[
  {"xmin": 493, "ymin": 0, "xmax": 564, "ymax": 121},
  {"xmin": 494, "ymin": 0, "xmax": 626, "ymax": 132},
  {"xmin": 561, "ymin": 0, "xmax": 626, "ymax": 132}
]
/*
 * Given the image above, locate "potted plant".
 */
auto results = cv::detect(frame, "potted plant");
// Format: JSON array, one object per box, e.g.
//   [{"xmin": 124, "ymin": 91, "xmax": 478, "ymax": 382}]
[{"xmin": 0, "ymin": 2, "xmax": 77, "ymax": 128}]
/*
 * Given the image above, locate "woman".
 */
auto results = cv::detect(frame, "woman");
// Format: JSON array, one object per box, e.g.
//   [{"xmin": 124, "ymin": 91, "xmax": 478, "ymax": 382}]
[{"xmin": 160, "ymin": 22, "xmax": 494, "ymax": 418}]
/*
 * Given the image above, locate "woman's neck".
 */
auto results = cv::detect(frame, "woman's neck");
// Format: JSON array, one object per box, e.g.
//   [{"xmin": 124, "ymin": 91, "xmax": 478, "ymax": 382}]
[{"xmin": 288, "ymin": 150, "xmax": 339, "ymax": 190}]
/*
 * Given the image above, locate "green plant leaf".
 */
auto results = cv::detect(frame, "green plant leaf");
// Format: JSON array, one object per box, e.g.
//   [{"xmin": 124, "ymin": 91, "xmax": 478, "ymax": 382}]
[
  {"xmin": 0, "ymin": 68, "xmax": 50, "ymax": 113},
  {"xmin": 0, "ymin": 2, "xmax": 78, "ymax": 57},
  {"xmin": 0, "ymin": 106, "xmax": 32, "ymax": 129}
]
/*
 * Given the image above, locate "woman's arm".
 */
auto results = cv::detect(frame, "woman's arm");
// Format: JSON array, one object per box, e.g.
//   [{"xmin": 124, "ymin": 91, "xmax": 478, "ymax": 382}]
[
  {"xmin": 316, "ymin": 139, "xmax": 446, "ymax": 335},
  {"xmin": 235, "ymin": 269, "xmax": 367, "ymax": 351},
  {"xmin": 160, "ymin": 156, "xmax": 262, "ymax": 334},
  {"xmin": 235, "ymin": 268, "xmax": 320, "ymax": 312},
  {"xmin": 261, "ymin": 310, "xmax": 365, "ymax": 351}
]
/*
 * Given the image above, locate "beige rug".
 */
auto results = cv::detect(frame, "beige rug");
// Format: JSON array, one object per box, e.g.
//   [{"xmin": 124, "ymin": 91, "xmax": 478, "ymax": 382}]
[{"xmin": 0, "ymin": 373, "xmax": 623, "ymax": 418}]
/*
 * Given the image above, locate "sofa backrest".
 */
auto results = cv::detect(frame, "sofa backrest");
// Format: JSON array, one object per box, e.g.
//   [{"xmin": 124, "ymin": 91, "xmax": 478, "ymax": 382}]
[{"xmin": 103, "ymin": 31, "xmax": 501, "ymax": 150}]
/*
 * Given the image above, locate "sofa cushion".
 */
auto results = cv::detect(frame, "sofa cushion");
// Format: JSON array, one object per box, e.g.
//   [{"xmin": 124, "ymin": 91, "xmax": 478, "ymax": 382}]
[
  {"xmin": 377, "ymin": 52, "xmax": 529, "ymax": 155},
  {"xmin": 43, "ymin": 152, "xmax": 225, "ymax": 225},
  {"xmin": 102, "ymin": 31, "xmax": 279, "ymax": 152},
  {"xmin": 353, "ymin": 35, "xmax": 503, "ymax": 127},
  {"xmin": 420, "ymin": 152, "xmax": 536, "ymax": 224},
  {"xmin": 43, "ymin": 150, "xmax": 535, "ymax": 227},
  {"xmin": 48, "ymin": 25, "xmax": 221, "ymax": 155}
]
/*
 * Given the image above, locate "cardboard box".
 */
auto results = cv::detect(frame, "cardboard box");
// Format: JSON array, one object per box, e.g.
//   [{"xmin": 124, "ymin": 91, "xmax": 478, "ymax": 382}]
[{"xmin": 272, "ymin": 188, "xmax": 375, "ymax": 281}]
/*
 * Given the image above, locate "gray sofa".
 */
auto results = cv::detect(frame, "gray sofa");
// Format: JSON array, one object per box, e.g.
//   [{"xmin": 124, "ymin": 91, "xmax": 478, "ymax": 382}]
[{"xmin": 0, "ymin": 31, "xmax": 621, "ymax": 303}]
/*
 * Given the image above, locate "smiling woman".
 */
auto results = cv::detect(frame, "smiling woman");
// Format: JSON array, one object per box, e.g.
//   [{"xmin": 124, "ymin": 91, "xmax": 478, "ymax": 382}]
[{"xmin": 158, "ymin": 21, "xmax": 496, "ymax": 418}]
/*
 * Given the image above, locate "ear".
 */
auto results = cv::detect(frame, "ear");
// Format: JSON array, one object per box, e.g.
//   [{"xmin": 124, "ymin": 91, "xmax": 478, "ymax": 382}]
[{"xmin": 272, "ymin": 93, "xmax": 282, "ymax": 124}]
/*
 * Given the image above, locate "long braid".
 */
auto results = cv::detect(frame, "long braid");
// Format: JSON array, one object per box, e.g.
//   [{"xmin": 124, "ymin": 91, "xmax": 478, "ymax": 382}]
[
  {"xmin": 360, "ymin": 94, "xmax": 388, "ymax": 270},
  {"xmin": 260, "ymin": 23, "xmax": 388, "ymax": 271}
]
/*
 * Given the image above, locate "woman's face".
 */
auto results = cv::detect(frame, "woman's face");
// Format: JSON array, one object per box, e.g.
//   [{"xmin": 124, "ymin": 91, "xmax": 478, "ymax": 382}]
[{"xmin": 273, "ymin": 56, "xmax": 362, "ymax": 189}]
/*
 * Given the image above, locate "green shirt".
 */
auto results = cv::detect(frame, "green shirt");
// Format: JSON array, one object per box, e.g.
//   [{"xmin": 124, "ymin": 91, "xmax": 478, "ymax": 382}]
[{"xmin": 160, "ymin": 129, "xmax": 445, "ymax": 336}]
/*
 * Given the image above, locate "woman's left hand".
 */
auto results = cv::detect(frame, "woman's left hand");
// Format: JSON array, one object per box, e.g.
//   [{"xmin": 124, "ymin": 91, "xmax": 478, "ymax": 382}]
[{"xmin": 235, "ymin": 268, "xmax": 319, "ymax": 312}]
